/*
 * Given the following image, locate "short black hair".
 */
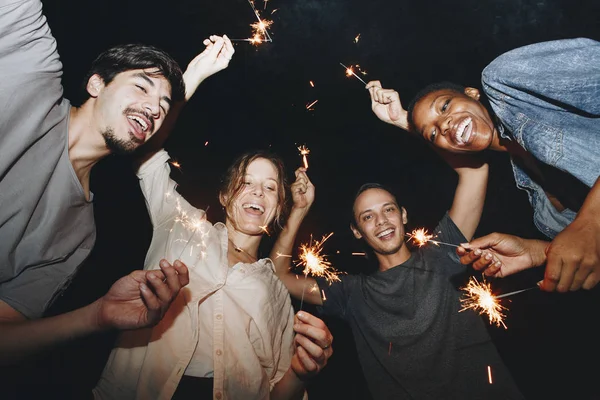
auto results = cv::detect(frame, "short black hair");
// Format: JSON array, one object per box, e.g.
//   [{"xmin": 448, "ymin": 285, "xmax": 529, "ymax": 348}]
[
  {"xmin": 406, "ymin": 81, "xmax": 465, "ymax": 133},
  {"xmin": 350, "ymin": 182, "xmax": 401, "ymax": 227},
  {"xmin": 82, "ymin": 43, "xmax": 185, "ymax": 103}
]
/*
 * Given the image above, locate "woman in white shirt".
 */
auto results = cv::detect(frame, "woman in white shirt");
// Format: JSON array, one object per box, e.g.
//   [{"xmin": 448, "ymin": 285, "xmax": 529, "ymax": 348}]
[{"xmin": 93, "ymin": 149, "xmax": 333, "ymax": 400}]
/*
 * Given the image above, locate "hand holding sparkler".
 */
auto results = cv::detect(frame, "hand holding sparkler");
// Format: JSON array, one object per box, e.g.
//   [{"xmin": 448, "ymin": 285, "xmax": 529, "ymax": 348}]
[
  {"xmin": 290, "ymin": 167, "xmax": 315, "ymax": 215},
  {"xmin": 290, "ymin": 311, "xmax": 334, "ymax": 379},
  {"xmin": 458, "ymin": 232, "xmax": 550, "ymax": 278},
  {"xmin": 365, "ymin": 80, "xmax": 409, "ymax": 130},
  {"xmin": 183, "ymin": 35, "xmax": 235, "ymax": 101}
]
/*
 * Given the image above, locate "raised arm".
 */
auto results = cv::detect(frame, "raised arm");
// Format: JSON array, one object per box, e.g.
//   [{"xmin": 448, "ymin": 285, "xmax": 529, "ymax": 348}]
[
  {"xmin": 271, "ymin": 168, "xmax": 323, "ymax": 306},
  {"xmin": 441, "ymin": 151, "xmax": 489, "ymax": 241},
  {"xmin": 366, "ymin": 80, "xmax": 409, "ymax": 131}
]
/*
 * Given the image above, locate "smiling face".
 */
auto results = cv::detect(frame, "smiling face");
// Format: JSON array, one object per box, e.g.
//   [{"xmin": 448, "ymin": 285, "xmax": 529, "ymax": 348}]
[
  {"xmin": 411, "ymin": 88, "xmax": 498, "ymax": 153},
  {"xmin": 351, "ymin": 188, "xmax": 408, "ymax": 257},
  {"xmin": 89, "ymin": 68, "xmax": 172, "ymax": 154},
  {"xmin": 224, "ymin": 157, "xmax": 282, "ymax": 236}
]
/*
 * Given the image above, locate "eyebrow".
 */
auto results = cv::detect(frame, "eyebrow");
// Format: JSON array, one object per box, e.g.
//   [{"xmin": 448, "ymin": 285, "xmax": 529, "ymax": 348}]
[
  {"xmin": 133, "ymin": 72, "xmax": 172, "ymax": 106},
  {"xmin": 357, "ymin": 202, "xmax": 396, "ymax": 218}
]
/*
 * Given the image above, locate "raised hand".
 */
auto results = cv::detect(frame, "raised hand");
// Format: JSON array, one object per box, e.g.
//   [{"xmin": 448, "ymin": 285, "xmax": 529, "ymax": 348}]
[
  {"xmin": 95, "ymin": 259, "xmax": 190, "ymax": 330},
  {"xmin": 290, "ymin": 311, "xmax": 333, "ymax": 380},
  {"xmin": 366, "ymin": 80, "xmax": 409, "ymax": 130},
  {"xmin": 183, "ymin": 34, "xmax": 235, "ymax": 100},
  {"xmin": 290, "ymin": 167, "xmax": 315, "ymax": 216}
]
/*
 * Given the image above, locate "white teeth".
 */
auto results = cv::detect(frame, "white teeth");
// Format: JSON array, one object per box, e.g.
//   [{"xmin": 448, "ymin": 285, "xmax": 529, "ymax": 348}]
[
  {"xmin": 243, "ymin": 203, "xmax": 265, "ymax": 213},
  {"xmin": 377, "ymin": 228, "xmax": 394, "ymax": 238},
  {"xmin": 454, "ymin": 117, "xmax": 472, "ymax": 144},
  {"xmin": 128, "ymin": 115, "xmax": 148, "ymax": 132}
]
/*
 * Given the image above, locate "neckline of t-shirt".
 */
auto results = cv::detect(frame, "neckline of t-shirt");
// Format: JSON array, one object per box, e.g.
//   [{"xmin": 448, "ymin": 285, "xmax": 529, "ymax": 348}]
[{"xmin": 65, "ymin": 102, "xmax": 94, "ymax": 203}]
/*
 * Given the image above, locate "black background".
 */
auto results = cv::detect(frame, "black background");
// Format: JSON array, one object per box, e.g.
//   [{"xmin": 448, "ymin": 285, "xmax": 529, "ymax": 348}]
[{"xmin": 6, "ymin": 0, "xmax": 600, "ymax": 398}]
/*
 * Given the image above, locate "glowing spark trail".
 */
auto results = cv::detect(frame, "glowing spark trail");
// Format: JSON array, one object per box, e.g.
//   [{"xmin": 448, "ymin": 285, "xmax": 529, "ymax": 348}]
[
  {"xmin": 297, "ymin": 145, "xmax": 310, "ymax": 169},
  {"xmin": 296, "ymin": 232, "xmax": 344, "ymax": 309},
  {"xmin": 459, "ymin": 276, "xmax": 507, "ymax": 329},
  {"xmin": 406, "ymin": 228, "xmax": 460, "ymax": 248},
  {"xmin": 231, "ymin": 1, "xmax": 273, "ymax": 45},
  {"xmin": 340, "ymin": 63, "xmax": 368, "ymax": 85},
  {"xmin": 354, "ymin": 33, "xmax": 361, "ymax": 43},
  {"xmin": 306, "ymin": 99, "xmax": 319, "ymax": 110},
  {"xmin": 488, "ymin": 366, "xmax": 493, "ymax": 384}
]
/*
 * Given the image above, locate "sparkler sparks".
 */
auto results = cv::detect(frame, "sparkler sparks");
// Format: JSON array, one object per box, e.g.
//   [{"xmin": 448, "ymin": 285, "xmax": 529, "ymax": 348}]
[
  {"xmin": 297, "ymin": 145, "xmax": 310, "ymax": 169},
  {"xmin": 354, "ymin": 33, "xmax": 361, "ymax": 43},
  {"xmin": 231, "ymin": 0, "xmax": 274, "ymax": 45},
  {"xmin": 459, "ymin": 276, "xmax": 507, "ymax": 329},
  {"xmin": 406, "ymin": 228, "xmax": 460, "ymax": 248},
  {"xmin": 169, "ymin": 160, "xmax": 182, "ymax": 171},
  {"xmin": 340, "ymin": 63, "xmax": 368, "ymax": 85},
  {"xmin": 306, "ymin": 99, "xmax": 319, "ymax": 110},
  {"xmin": 296, "ymin": 232, "xmax": 344, "ymax": 309}
]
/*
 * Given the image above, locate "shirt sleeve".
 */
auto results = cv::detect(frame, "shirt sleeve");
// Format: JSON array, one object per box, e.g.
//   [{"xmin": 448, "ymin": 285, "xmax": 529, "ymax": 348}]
[
  {"xmin": 482, "ymin": 38, "xmax": 600, "ymax": 117},
  {"xmin": 427, "ymin": 212, "xmax": 468, "ymax": 272},
  {"xmin": 315, "ymin": 274, "xmax": 357, "ymax": 321},
  {"xmin": 136, "ymin": 149, "xmax": 203, "ymax": 228}
]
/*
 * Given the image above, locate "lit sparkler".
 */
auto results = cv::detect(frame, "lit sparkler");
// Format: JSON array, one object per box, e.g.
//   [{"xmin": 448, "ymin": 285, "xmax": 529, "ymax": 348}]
[
  {"xmin": 406, "ymin": 228, "xmax": 460, "ymax": 248},
  {"xmin": 231, "ymin": 0, "xmax": 274, "ymax": 45},
  {"xmin": 169, "ymin": 160, "xmax": 182, "ymax": 171},
  {"xmin": 340, "ymin": 63, "xmax": 368, "ymax": 85},
  {"xmin": 297, "ymin": 145, "xmax": 310, "ymax": 169},
  {"xmin": 296, "ymin": 232, "xmax": 344, "ymax": 309},
  {"xmin": 459, "ymin": 276, "xmax": 507, "ymax": 329}
]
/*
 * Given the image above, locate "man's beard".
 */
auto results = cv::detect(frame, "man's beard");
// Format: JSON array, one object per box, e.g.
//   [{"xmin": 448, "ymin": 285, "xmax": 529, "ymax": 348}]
[{"xmin": 102, "ymin": 127, "xmax": 143, "ymax": 155}]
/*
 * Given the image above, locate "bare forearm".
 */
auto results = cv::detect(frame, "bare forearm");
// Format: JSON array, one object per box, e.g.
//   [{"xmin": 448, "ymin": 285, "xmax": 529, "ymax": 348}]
[
  {"xmin": 575, "ymin": 176, "xmax": 600, "ymax": 224},
  {"xmin": 449, "ymin": 162, "xmax": 489, "ymax": 240},
  {"xmin": 0, "ymin": 300, "xmax": 104, "ymax": 365},
  {"xmin": 271, "ymin": 208, "xmax": 307, "ymax": 276},
  {"xmin": 270, "ymin": 368, "xmax": 305, "ymax": 400}
]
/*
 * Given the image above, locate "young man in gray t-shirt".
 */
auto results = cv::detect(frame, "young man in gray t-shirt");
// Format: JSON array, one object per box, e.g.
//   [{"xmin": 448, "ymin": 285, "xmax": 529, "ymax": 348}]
[{"xmin": 0, "ymin": 0, "xmax": 233, "ymax": 364}]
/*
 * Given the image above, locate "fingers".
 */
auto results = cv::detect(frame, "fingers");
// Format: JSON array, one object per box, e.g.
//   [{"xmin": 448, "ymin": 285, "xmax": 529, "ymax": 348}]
[
  {"xmin": 541, "ymin": 252, "xmax": 562, "ymax": 292},
  {"xmin": 294, "ymin": 311, "xmax": 332, "ymax": 349},
  {"xmin": 293, "ymin": 343, "xmax": 319, "ymax": 374},
  {"xmin": 365, "ymin": 80, "xmax": 381, "ymax": 90},
  {"xmin": 460, "ymin": 232, "xmax": 503, "ymax": 251}
]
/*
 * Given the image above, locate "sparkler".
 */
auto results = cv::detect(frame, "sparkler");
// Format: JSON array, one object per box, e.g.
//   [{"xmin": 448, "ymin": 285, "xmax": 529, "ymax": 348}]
[
  {"xmin": 295, "ymin": 232, "xmax": 344, "ymax": 309},
  {"xmin": 459, "ymin": 276, "xmax": 507, "ymax": 329},
  {"xmin": 406, "ymin": 228, "xmax": 460, "ymax": 248},
  {"xmin": 340, "ymin": 63, "xmax": 368, "ymax": 85},
  {"xmin": 297, "ymin": 145, "xmax": 310, "ymax": 169},
  {"xmin": 231, "ymin": 0, "xmax": 273, "ymax": 45}
]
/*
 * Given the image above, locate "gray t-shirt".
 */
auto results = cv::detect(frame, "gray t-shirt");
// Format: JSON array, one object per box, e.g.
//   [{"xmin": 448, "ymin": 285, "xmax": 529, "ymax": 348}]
[
  {"xmin": 317, "ymin": 214, "xmax": 524, "ymax": 400},
  {"xmin": 0, "ymin": 0, "xmax": 95, "ymax": 319}
]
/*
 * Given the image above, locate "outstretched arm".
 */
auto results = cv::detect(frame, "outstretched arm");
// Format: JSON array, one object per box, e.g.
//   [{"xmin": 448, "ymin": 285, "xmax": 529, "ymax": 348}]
[
  {"xmin": 270, "ymin": 168, "xmax": 323, "ymax": 306},
  {"xmin": 443, "ymin": 151, "xmax": 489, "ymax": 241},
  {"xmin": 0, "ymin": 260, "xmax": 189, "ymax": 366}
]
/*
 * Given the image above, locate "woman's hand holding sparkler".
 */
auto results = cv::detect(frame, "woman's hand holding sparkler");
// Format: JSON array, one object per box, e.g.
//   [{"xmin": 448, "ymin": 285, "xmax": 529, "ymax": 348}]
[
  {"xmin": 458, "ymin": 233, "xmax": 549, "ymax": 278},
  {"xmin": 94, "ymin": 259, "xmax": 190, "ymax": 330},
  {"xmin": 290, "ymin": 311, "xmax": 333, "ymax": 379},
  {"xmin": 183, "ymin": 34, "xmax": 235, "ymax": 101},
  {"xmin": 290, "ymin": 167, "xmax": 315, "ymax": 218},
  {"xmin": 366, "ymin": 80, "xmax": 409, "ymax": 131}
]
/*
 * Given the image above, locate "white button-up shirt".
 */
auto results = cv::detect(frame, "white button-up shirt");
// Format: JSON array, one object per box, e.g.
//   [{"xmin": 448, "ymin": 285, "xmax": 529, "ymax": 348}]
[{"xmin": 93, "ymin": 150, "xmax": 298, "ymax": 400}]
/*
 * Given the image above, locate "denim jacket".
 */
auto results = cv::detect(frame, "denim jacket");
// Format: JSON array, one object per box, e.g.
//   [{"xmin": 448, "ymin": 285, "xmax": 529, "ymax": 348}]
[{"xmin": 481, "ymin": 38, "xmax": 600, "ymax": 238}]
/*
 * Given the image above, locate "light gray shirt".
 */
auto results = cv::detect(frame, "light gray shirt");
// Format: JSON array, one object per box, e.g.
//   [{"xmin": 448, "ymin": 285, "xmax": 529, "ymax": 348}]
[{"xmin": 0, "ymin": 0, "xmax": 95, "ymax": 318}]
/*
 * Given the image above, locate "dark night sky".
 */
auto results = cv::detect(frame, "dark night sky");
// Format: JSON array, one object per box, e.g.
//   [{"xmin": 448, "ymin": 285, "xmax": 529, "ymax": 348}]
[{"xmin": 8, "ymin": 0, "xmax": 599, "ymax": 399}]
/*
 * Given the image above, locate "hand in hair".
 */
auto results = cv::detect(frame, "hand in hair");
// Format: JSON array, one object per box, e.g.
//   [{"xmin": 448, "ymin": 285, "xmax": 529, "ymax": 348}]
[
  {"xmin": 183, "ymin": 34, "xmax": 235, "ymax": 101},
  {"xmin": 366, "ymin": 80, "xmax": 409, "ymax": 130}
]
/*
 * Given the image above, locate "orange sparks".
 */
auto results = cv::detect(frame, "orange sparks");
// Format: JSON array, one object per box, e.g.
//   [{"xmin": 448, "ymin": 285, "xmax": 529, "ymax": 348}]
[
  {"xmin": 309, "ymin": 80, "xmax": 315, "ymax": 87},
  {"xmin": 487, "ymin": 366, "xmax": 493, "ymax": 384},
  {"xmin": 297, "ymin": 145, "xmax": 310, "ymax": 169},
  {"xmin": 169, "ymin": 160, "xmax": 182, "ymax": 170},
  {"xmin": 406, "ymin": 228, "xmax": 435, "ymax": 247},
  {"xmin": 340, "ymin": 63, "xmax": 368, "ymax": 85},
  {"xmin": 459, "ymin": 276, "xmax": 508, "ymax": 329},
  {"xmin": 204, "ymin": 141, "xmax": 209, "ymax": 146},
  {"xmin": 388, "ymin": 342, "xmax": 392, "ymax": 355},
  {"xmin": 276, "ymin": 252, "xmax": 292, "ymax": 259},
  {"xmin": 352, "ymin": 252, "xmax": 366, "ymax": 256},
  {"xmin": 259, "ymin": 225, "xmax": 270, "ymax": 235},
  {"xmin": 306, "ymin": 99, "xmax": 319, "ymax": 110},
  {"xmin": 354, "ymin": 33, "xmax": 361, "ymax": 43},
  {"xmin": 321, "ymin": 290, "xmax": 327, "ymax": 301},
  {"xmin": 296, "ymin": 232, "xmax": 344, "ymax": 284}
]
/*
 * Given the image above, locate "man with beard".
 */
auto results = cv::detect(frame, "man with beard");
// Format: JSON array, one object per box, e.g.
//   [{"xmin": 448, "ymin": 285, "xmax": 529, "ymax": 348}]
[
  {"xmin": 365, "ymin": 38, "xmax": 600, "ymax": 293},
  {"xmin": 272, "ymin": 163, "xmax": 525, "ymax": 398},
  {"xmin": 0, "ymin": 0, "xmax": 232, "ymax": 364}
]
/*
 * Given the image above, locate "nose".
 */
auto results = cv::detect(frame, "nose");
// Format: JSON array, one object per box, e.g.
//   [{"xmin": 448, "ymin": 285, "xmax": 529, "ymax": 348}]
[
  {"xmin": 376, "ymin": 214, "xmax": 387, "ymax": 226},
  {"xmin": 143, "ymin": 99, "xmax": 160, "ymax": 119},
  {"xmin": 252, "ymin": 185, "xmax": 264, "ymax": 197},
  {"xmin": 439, "ymin": 115, "xmax": 452, "ymax": 136}
]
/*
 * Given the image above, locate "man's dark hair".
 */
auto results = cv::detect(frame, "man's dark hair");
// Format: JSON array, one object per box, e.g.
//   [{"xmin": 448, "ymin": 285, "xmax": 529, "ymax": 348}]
[
  {"xmin": 350, "ymin": 182, "xmax": 401, "ymax": 227},
  {"xmin": 406, "ymin": 81, "xmax": 466, "ymax": 133},
  {"xmin": 82, "ymin": 43, "xmax": 186, "ymax": 103}
]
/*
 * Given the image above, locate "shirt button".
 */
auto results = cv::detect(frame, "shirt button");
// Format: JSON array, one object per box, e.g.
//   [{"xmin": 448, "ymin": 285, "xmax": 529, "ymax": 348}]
[
  {"xmin": 216, "ymin": 314, "xmax": 222, "ymax": 320},
  {"xmin": 216, "ymin": 349, "xmax": 222, "ymax": 356},
  {"xmin": 216, "ymin": 392, "xmax": 222, "ymax": 399}
]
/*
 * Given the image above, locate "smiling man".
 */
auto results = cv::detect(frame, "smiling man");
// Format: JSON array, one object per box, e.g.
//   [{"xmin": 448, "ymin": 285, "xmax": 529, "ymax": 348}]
[
  {"xmin": 366, "ymin": 38, "xmax": 600, "ymax": 293},
  {"xmin": 0, "ymin": 0, "xmax": 231, "ymax": 364},
  {"xmin": 271, "ymin": 156, "xmax": 525, "ymax": 399}
]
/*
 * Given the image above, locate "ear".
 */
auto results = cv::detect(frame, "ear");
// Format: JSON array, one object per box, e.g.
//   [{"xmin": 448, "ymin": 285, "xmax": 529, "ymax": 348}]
[
  {"xmin": 401, "ymin": 207, "xmax": 408, "ymax": 225},
  {"xmin": 86, "ymin": 74, "xmax": 105, "ymax": 98},
  {"xmin": 350, "ymin": 224, "xmax": 363, "ymax": 240},
  {"xmin": 219, "ymin": 192, "xmax": 228, "ymax": 208},
  {"xmin": 464, "ymin": 87, "xmax": 481, "ymax": 101}
]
